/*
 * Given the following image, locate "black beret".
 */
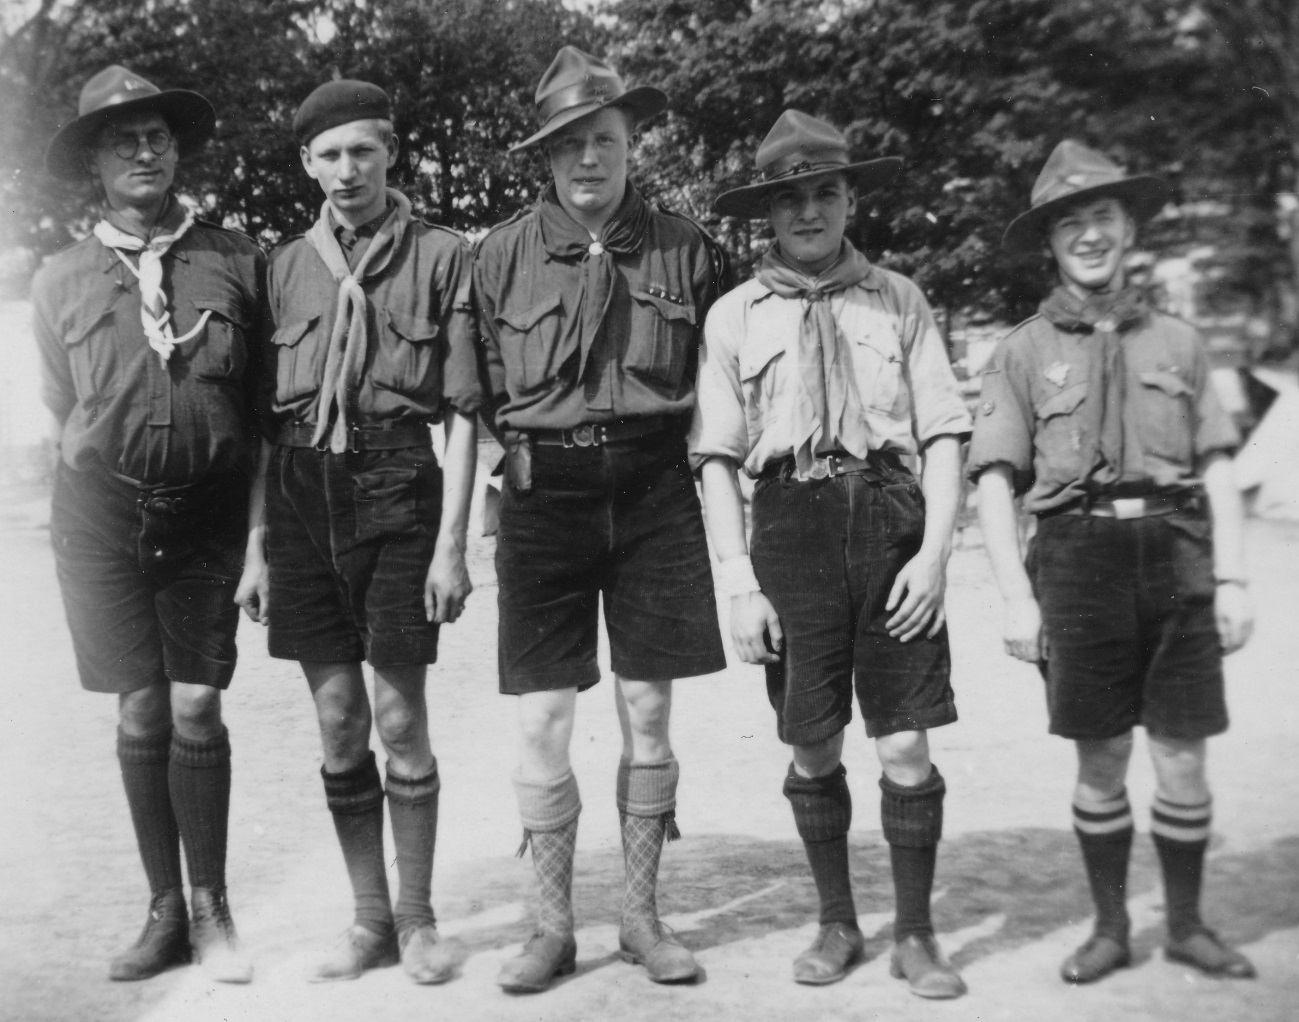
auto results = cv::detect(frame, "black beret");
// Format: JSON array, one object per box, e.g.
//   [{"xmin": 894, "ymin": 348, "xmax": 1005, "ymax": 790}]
[{"xmin": 293, "ymin": 79, "xmax": 391, "ymax": 145}]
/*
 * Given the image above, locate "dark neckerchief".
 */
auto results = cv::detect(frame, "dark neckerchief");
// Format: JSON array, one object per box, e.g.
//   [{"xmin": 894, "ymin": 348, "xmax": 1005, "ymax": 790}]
[{"xmin": 1039, "ymin": 284, "xmax": 1149, "ymax": 333}]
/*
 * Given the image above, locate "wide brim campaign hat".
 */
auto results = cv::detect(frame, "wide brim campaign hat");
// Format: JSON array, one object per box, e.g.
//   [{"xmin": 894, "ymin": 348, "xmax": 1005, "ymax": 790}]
[
  {"xmin": 45, "ymin": 65, "xmax": 215, "ymax": 181},
  {"xmin": 714, "ymin": 109, "xmax": 902, "ymax": 219},
  {"xmin": 1002, "ymin": 139, "xmax": 1170, "ymax": 255},
  {"xmin": 509, "ymin": 45, "xmax": 667, "ymax": 153}
]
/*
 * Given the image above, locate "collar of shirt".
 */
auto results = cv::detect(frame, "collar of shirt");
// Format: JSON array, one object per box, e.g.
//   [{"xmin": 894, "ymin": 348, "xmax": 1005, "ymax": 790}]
[
  {"xmin": 749, "ymin": 254, "xmax": 886, "ymax": 304},
  {"xmin": 331, "ymin": 200, "xmax": 395, "ymax": 259}
]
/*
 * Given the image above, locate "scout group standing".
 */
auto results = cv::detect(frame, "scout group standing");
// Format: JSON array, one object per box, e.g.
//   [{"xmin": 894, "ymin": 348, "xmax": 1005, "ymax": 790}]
[{"xmin": 36, "ymin": 42, "xmax": 1256, "ymax": 999}]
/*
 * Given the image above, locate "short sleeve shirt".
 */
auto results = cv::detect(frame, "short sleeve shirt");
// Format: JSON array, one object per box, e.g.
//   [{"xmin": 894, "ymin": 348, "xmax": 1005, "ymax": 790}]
[
  {"xmin": 967, "ymin": 310, "xmax": 1239, "ymax": 513},
  {"xmin": 688, "ymin": 266, "xmax": 972, "ymax": 476}
]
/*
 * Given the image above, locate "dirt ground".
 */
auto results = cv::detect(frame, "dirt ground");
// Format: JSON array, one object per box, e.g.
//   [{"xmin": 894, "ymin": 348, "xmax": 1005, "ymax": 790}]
[{"xmin": 1, "ymin": 453, "xmax": 1297, "ymax": 1022}]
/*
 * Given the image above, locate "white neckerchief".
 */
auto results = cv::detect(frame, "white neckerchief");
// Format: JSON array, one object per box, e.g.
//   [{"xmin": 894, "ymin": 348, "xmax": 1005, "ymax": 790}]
[{"xmin": 93, "ymin": 206, "xmax": 208, "ymax": 364}]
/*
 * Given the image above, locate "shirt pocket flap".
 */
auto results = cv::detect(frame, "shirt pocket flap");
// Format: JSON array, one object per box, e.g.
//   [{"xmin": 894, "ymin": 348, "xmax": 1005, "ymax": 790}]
[
  {"xmin": 630, "ymin": 288, "xmax": 697, "ymax": 325},
  {"xmin": 1036, "ymin": 383, "xmax": 1088, "ymax": 419},
  {"xmin": 62, "ymin": 298, "xmax": 117, "ymax": 348},
  {"xmin": 384, "ymin": 307, "xmax": 439, "ymax": 344},
  {"xmin": 853, "ymin": 329, "xmax": 903, "ymax": 363},
  {"xmin": 1138, "ymin": 370, "xmax": 1192, "ymax": 398},
  {"xmin": 740, "ymin": 332, "xmax": 786, "ymax": 381},
  {"xmin": 192, "ymin": 296, "xmax": 249, "ymax": 327},
  {"xmin": 271, "ymin": 315, "xmax": 319, "ymax": 348},
  {"xmin": 497, "ymin": 293, "xmax": 562, "ymax": 332}
]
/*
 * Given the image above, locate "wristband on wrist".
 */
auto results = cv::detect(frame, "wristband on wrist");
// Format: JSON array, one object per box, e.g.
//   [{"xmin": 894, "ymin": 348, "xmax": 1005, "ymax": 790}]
[
  {"xmin": 1213, "ymin": 577, "xmax": 1248, "ymax": 588},
  {"xmin": 716, "ymin": 554, "xmax": 761, "ymax": 597}
]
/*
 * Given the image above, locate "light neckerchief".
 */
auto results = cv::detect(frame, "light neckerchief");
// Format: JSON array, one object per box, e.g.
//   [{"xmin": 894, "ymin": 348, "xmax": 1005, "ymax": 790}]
[
  {"xmin": 1039, "ymin": 284, "xmax": 1151, "ymax": 488},
  {"xmin": 304, "ymin": 188, "xmax": 411, "ymax": 453},
  {"xmin": 756, "ymin": 240, "xmax": 875, "ymax": 478},
  {"xmin": 92, "ymin": 198, "xmax": 204, "ymax": 365}
]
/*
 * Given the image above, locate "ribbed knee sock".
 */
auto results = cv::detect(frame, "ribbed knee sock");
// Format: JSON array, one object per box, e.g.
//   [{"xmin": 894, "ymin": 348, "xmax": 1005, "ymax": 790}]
[
  {"xmin": 1151, "ymin": 794, "xmax": 1212, "ymax": 941},
  {"xmin": 386, "ymin": 761, "xmax": 440, "ymax": 933},
  {"xmin": 880, "ymin": 766, "xmax": 946, "ymax": 942},
  {"xmin": 1073, "ymin": 789, "xmax": 1134, "ymax": 940},
  {"xmin": 784, "ymin": 763, "xmax": 857, "ymax": 928},
  {"xmin": 323, "ymin": 751, "xmax": 393, "ymax": 935},
  {"xmin": 617, "ymin": 757, "xmax": 680, "ymax": 925},
  {"xmin": 169, "ymin": 727, "xmax": 231, "ymax": 890},
  {"xmin": 118, "ymin": 728, "xmax": 183, "ymax": 895},
  {"xmin": 514, "ymin": 770, "xmax": 581, "ymax": 938}
]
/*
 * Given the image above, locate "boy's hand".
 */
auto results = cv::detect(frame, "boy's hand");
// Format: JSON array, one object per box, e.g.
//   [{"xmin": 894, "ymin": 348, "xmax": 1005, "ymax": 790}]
[
  {"xmin": 425, "ymin": 540, "xmax": 472, "ymax": 624},
  {"xmin": 730, "ymin": 592, "xmax": 783, "ymax": 665},
  {"xmin": 1003, "ymin": 595, "xmax": 1045, "ymax": 663},
  {"xmin": 886, "ymin": 548, "xmax": 947, "ymax": 642},
  {"xmin": 1215, "ymin": 581, "xmax": 1253, "ymax": 655}
]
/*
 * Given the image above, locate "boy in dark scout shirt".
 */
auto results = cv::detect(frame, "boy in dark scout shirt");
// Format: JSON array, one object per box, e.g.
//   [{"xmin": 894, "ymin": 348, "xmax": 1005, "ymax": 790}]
[
  {"xmin": 236, "ymin": 81, "xmax": 479, "ymax": 985},
  {"xmin": 33, "ymin": 65, "xmax": 260, "ymax": 983},
  {"xmin": 970, "ymin": 140, "xmax": 1256, "ymax": 983},
  {"xmin": 691, "ymin": 110, "xmax": 972, "ymax": 999},
  {"xmin": 474, "ymin": 46, "xmax": 729, "ymax": 994}
]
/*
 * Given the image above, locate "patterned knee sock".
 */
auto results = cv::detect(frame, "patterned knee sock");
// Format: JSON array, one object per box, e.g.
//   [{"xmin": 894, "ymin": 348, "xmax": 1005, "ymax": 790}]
[
  {"xmin": 880, "ymin": 766, "xmax": 945, "ymax": 942},
  {"xmin": 118, "ymin": 728, "xmax": 183, "ymax": 894},
  {"xmin": 386, "ymin": 761, "xmax": 440, "ymax": 933},
  {"xmin": 169, "ymin": 727, "xmax": 231, "ymax": 890},
  {"xmin": 617, "ymin": 757, "xmax": 680, "ymax": 925},
  {"xmin": 323, "ymin": 751, "xmax": 393, "ymax": 935},
  {"xmin": 1073, "ymin": 789, "xmax": 1134, "ymax": 940},
  {"xmin": 784, "ymin": 763, "xmax": 857, "ymax": 928},
  {"xmin": 1151, "ymin": 794, "xmax": 1212, "ymax": 941},
  {"xmin": 514, "ymin": 770, "xmax": 581, "ymax": 938}
]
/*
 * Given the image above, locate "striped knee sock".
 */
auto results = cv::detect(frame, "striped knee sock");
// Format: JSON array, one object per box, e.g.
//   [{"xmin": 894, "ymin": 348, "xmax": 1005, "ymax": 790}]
[
  {"xmin": 1072, "ymin": 789, "xmax": 1134, "ymax": 940},
  {"xmin": 1151, "ymin": 794, "xmax": 1211, "ymax": 941}
]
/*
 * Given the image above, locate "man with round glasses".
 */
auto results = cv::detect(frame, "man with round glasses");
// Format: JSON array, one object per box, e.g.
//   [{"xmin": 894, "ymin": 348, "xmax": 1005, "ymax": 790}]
[{"xmin": 32, "ymin": 65, "xmax": 264, "ymax": 983}]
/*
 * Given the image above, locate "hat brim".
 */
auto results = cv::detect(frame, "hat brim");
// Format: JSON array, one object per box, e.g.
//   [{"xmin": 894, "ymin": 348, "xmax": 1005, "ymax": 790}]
[
  {"xmin": 45, "ymin": 90, "xmax": 216, "ymax": 181},
  {"xmin": 508, "ymin": 85, "xmax": 668, "ymax": 153},
  {"xmin": 1001, "ymin": 176, "xmax": 1169, "ymax": 255},
  {"xmin": 713, "ymin": 157, "xmax": 903, "ymax": 219}
]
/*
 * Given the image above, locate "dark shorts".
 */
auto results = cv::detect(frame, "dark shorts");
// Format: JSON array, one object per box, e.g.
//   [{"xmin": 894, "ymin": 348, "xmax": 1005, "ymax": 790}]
[
  {"xmin": 1029, "ymin": 512, "xmax": 1226, "ymax": 741},
  {"xmin": 50, "ymin": 463, "xmax": 247, "ymax": 694},
  {"xmin": 495, "ymin": 433, "xmax": 726, "ymax": 693},
  {"xmin": 750, "ymin": 467, "xmax": 957, "ymax": 745},
  {"xmin": 265, "ymin": 444, "xmax": 442, "ymax": 667}
]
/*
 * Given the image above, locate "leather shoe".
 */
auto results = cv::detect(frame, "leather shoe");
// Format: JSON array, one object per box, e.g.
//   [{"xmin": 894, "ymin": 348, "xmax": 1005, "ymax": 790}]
[
  {"xmin": 1165, "ymin": 928, "xmax": 1256, "ymax": 979},
  {"xmin": 792, "ymin": 922, "xmax": 864, "ymax": 985},
  {"xmin": 618, "ymin": 918, "xmax": 699, "ymax": 983},
  {"xmin": 398, "ymin": 923, "xmax": 455, "ymax": 984},
  {"xmin": 1060, "ymin": 933, "xmax": 1131, "ymax": 984},
  {"xmin": 497, "ymin": 931, "xmax": 577, "ymax": 993},
  {"xmin": 190, "ymin": 886, "xmax": 253, "ymax": 983},
  {"xmin": 309, "ymin": 925, "xmax": 399, "ymax": 982},
  {"xmin": 889, "ymin": 933, "xmax": 967, "ymax": 999},
  {"xmin": 109, "ymin": 889, "xmax": 191, "ymax": 981}
]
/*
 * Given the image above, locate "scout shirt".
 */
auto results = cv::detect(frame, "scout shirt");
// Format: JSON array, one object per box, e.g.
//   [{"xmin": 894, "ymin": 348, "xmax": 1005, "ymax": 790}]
[
  {"xmin": 32, "ymin": 207, "xmax": 264, "ymax": 486},
  {"xmin": 265, "ymin": 195, "xmax": 481, "ymax": 431},
  {"xmin": 473, "ymin": 184, "xmax": 728, "ymax": 431},
  {"xmin": 688, "ymin": 263, "xmax": 971, "ymax": 477},
  {"xmin": 966, "ymin": 293, "xmax": 1239, "ymax": 515}
]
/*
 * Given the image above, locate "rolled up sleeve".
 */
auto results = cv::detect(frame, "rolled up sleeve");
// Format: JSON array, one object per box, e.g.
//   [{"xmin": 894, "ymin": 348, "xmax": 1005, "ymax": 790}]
[
  {"xmin": 967, "ymin": 342, "xmax": 1035, "ymax": 489},
  {"xmin": 688, "ymin": 303, "xmax": 749, "ymax": 472},
  {"xmin": 897, "ymin": 281, "xmax": 972, "ymax": 445}
]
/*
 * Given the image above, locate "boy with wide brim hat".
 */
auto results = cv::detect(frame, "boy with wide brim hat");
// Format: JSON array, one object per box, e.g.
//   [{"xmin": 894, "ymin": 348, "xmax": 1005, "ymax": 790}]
[
  {"xmin": 32, "ymin": 64, "xmax": 260, "ymax": 984},
  {"xmin": 236, "ymin": 78, "xmax": 481, "ymax": 986},
  {"xmin": 969, "ymin": 139, "xmax": 1256, "ymax": 984},
  {"xmin": 692, "ymin": 109, "xmax": 972, "ymax": 998},
  {"xmin": 474, "ymin": 44, "xmax": 729, "ymax": 994}
]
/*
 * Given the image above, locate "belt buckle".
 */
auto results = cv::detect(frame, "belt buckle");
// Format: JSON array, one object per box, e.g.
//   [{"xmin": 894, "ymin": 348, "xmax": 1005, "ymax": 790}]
[
  {"xmin": 571, "ymin": 424, "xmax": 595, "ymax": 448},
  {"xmin": 808, "ymin": 458, "xmax": 830, "ymax": 480},
  {"xmin": 1111, "ymin": 497, "xmax": 1145, "ymax": 520}
]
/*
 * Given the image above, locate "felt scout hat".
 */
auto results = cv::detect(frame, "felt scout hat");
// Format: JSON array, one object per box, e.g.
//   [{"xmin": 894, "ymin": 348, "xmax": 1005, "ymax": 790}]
[
  {"xmin": 45, "ymin": 65, "xmax": 215, "ymax": 181},
  {"xmin": 1001, "ymin": 139, "xmax": 1169, "ymax": 255},
  {"xmin": 509, "ymin": 45, "xmax": 667, "ymax": 153},
  {"xmin": 293, "ymin": 80, "xmax": 392, "ymax": 145},
  {"xmin": 714, "ymin": 110, "xmax": 902, "ymax": 219}
]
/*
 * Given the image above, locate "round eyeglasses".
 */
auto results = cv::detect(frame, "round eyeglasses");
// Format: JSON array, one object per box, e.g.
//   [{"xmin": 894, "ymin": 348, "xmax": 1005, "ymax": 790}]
[{"xmin": 103, "ymin": 130, "xmax": 175, "ymax": 160}]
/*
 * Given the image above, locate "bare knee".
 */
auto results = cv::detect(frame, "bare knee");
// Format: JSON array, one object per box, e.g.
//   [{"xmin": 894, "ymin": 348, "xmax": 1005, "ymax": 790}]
[
  {"xmin": 517, "ymin": 690, "xmax": 577, "ymax": 780},
  {"xmin": 118, "ymin": 684, "xmax": 171, "ymax": 737},
  {"xmin": 169, "ymin": 684, "xmax": 224, "ymax": 740},
  {"xmin": 1076, "ymin": 733, "xmax": 1135, "ymax": 798},
  {"xmin": 373, "ymin": 687, "xmax": 431, "ymax": 772},
  {"xmin": 618, "ymin": 678, "xmax": 673, "ymax": 762},
  {"xmin": 1149, "ymin": 735, "xmax": 1209, "ymax": 803},
  {"xmin": 792, "ymin": 732, "xmax": 845, "ymax": 778},
  {"xmin": 313, "ymin": 682, "xmax": 373, "ymax": 768},
  {"xmin": 875, "ymin": 730, "xmax": 931, "ymax": 786}
]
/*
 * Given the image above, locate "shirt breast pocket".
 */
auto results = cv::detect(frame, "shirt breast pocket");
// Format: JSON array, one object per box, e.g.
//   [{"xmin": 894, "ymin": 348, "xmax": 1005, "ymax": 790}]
[
  {"xmin": 851, "ymin": 328, "xmax": 906, "ymax": 413},
  {"xmin": 495, "ymin": 293, "xmax": 569, "ymax": 394},
  {"xmin": 626, "ymin": 288, "xmax": 697, "ymax": 389},
  {"xmin": 270, "ymin": 314, "xmax": 322, "ymax": 404},
  {"xmin": 739, "ymin": 331, "xmax": 786, "ymax": 427},
  {"xmin": 375, "ymin": 307, "xmax": 439, "ymax": 397},
  {"xmin": 185, "ymin": 296, "xmax": 248, "ymax": 382},
  {"xmin": 1034, "ymin": 383, "xmax": 1088, "ymax": 478},
  {"xmin": 61, "ymin": 299, "xmax": 119, "ymax": 406},
  {"xmin": 1137, "ymin": 370, "xmax": 1194, "ymax": 464}
]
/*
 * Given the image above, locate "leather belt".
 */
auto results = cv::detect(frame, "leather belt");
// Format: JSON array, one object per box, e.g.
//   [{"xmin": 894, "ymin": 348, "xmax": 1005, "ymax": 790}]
[
  {"xmin": 1050, "ymin": 492, "xmax": 1204, "ymax": 520},
  {"xmin": 531, "ymin": 416, "xmax": 670, "ymax": 448},
  {"xmin": 274, "ymin": 421, "xmax": 433, "ymax": 451},
  {"xmin": 760, "ymin": 450, "xmax": 906, "ymax": 483}
]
